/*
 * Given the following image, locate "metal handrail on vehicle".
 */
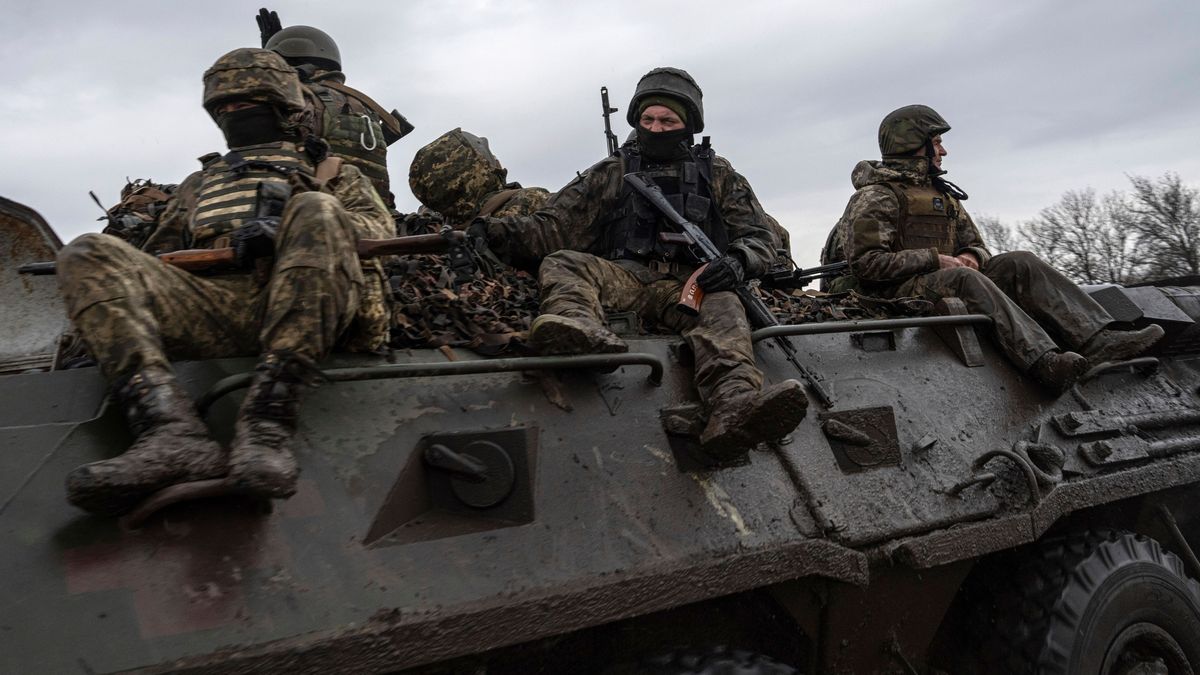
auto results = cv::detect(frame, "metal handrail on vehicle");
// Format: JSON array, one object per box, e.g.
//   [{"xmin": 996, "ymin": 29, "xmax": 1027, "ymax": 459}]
[
  {"xmin": 196, "ymin": 352, "xmax": 665, "ymax": 415},
  {"xmin": 750, "ymin": 314, "xmax": 994, "ymax": 343}
]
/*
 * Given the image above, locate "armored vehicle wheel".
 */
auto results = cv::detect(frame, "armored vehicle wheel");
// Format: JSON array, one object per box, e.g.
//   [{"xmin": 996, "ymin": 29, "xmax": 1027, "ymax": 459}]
[
  {"xmin": 983, "ymin": 530, "xmax": 1200, "ymax": 674},
  {"xmin": 605, "ymin": 646, "xmax": 798, "ymax": 674}
]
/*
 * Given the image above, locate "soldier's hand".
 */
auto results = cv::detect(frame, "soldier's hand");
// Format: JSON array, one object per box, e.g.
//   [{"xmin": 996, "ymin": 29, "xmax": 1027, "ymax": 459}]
[
  {"xmin": 257, "ymin": 8, "xmax": 283, "ymax": 47},
  {"xmin": 466, "ymin": 218, "xmax": 496, "ymax": 251},
  {"xmin": 696, "ymin": 254, "xmax": 745, "ymax": 293},
  {"xmin": 955, "ymin": 252, "xmax": 980, "ymax": 270},
  {"xmin": 288, "ymin": 172, "xmax": 325, "ymax": 195},
  {"xmin": 938, "ymin": 254, "xmax": 965, "ymax": 270}
]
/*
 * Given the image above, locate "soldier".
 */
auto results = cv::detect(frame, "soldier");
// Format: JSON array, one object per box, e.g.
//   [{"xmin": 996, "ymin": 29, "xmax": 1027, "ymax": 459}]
[
  {"xmin": 472, "ymin": 67, "xmax": 807, "ymax": 461},
  {"xmin": 830, "ymin": 104, "xmax": 1163, "ymax": 391},
  {"xmin": 409, "ymin": 128, "xmax": 551, "ymax": 226},
  {"xmin": 258, "ymin": 10, "xmax": 412, "ymax": 207},
  {"xmin": 55, "ymin": 48, "xmax": 394, "ymax": 516}
]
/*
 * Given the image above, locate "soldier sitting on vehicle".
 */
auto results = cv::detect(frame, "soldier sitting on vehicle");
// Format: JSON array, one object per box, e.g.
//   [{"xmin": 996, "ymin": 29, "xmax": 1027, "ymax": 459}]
[
  {"xmin": 825, "ymin": 104, "xmax": 1164, "ymax": 392},
  {"xmin": 258, "ymin": 9, "xmax": 413, "ymax": 209},
  {"xmin": 469, "ymin": 67, "xmax": 807, "ymax": 461},
  {"xmin": 54, "ymin": 48, "xmax": 394, "ymax": 516}
]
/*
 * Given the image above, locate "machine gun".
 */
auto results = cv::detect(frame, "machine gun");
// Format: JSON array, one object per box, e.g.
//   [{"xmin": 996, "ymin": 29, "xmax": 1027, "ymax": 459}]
[
  {"xmin": 760, "ymin": 260, "xmax": 849, "ymax": 291},
  {"xmin": 601, "ymin": 87, "xmax": 619, "ymax": 157},
  {"xmin": 623, "ymin": 173, "xmax": 834, "ymax": 407}
]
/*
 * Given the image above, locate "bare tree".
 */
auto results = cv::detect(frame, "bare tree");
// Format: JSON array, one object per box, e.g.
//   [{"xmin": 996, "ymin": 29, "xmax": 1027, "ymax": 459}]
[
  {"xmin": 974, "ymin": 214, "xmax": 1019, "ymax": 253},
  {"xmin": 1125, "ymin": 172, "xmax": 1200, "ymax": 279},
  {"xmin": 1019, "ymin": 189, "xmax": 1137, "ymax": 284}
]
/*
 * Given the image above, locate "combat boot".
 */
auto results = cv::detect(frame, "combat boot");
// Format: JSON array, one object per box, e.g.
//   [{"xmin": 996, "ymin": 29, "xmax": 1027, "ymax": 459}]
[
  {"xmin": 228, "ymin": 350, "xmax": 324, "ymax": 499},
  {"xmin": 1029, "ymin": 350, "xmax": 1089, "ymax": 393},
  {"xmin": 528, "ymin": 314, "xmax": 628, "ymax": 356},
  {"xmin": 67, "ymin": 368, "xmax": 227, "ymax": 516},
  {"xmin": 700, "ymin": 380, "xmax": 808, "ymax": 461},
  {"xmin": 1081, "ymin": 324, "xmax": 1165, "ymax": 363}
]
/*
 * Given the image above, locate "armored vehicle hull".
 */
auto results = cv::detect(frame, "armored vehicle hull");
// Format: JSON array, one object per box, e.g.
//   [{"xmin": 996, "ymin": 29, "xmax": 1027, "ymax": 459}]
[{"xmin": 4, "ymin": 201, "xmax": 1200, "ymax": 674}]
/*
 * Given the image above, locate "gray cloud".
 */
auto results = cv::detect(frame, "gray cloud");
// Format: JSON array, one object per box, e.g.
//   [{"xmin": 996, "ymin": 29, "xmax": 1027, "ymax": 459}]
[{"xmin": 2, "ymin": 0, "xmax": 1197, "ymax": 268}]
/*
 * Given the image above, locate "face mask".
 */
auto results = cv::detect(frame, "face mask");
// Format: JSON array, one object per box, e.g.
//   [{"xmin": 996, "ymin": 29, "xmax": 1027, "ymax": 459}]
[
  {"xmin": 216, "ymin": 106, "xmax": 289, "ymax": 148},
  {"xmin": 636, "ymin": 126, "xmax": 692, "ymax": 160}
]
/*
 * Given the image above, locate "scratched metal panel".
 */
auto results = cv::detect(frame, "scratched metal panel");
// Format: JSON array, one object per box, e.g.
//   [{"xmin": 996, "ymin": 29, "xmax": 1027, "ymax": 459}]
[
  {"xmin": 0, "ymin": 345, "xmax": 860, "ymax": 674},
  {"xmin": 0, "ymin": 197, "xmax": 67, "ymax": 371}
]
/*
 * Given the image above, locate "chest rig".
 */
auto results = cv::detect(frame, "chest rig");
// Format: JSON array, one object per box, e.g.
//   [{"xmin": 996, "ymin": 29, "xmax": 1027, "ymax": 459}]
[
  {"xmin": 189, "ymin": 142, "xmax": 311, "ymax": 249},
  {"xmin": 308, "ymin": 79, "xmax": 389, "ymax": 202},
  {"xmin": 600, "ymin": 143, "xmax": 728, "ymax": 264},
  {"xmin": 884, "ymin": 182, "xmax": 959, "ymax": 254}
]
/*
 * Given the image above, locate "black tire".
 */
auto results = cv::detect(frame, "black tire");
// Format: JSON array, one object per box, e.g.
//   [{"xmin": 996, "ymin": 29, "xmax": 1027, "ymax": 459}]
[
  {"xmin": 607, "ymin": 646, "xmax": 799, "ymax": 675},
  {"xmin": 981, "ymin": 530, "xmax": 1200, "ymax": 674}
]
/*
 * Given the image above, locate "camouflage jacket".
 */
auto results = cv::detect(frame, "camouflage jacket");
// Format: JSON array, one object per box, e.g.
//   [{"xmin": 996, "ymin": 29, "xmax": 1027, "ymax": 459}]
[
  {"xmin": 143, "ymin": 149, "xmax": 393, "ymax": 254},
  {"xmin": 838, "ymin": 157, "xmax": 990, "ymax": 285},
  {"xmin": 484, "ymin": 151, "xmax": 776, "ymax": 277}
]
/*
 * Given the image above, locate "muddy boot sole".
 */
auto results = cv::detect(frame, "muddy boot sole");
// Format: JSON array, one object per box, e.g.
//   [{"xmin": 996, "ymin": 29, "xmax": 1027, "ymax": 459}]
[
  {"xmin": 66, "ymin": 428, "xmax": 227, "ymax": 516},
  {"xmin": 701, "ymin": 380, "xmax": 809, "ymax": 461},
  {"xmin": 529, "ymin": 315, "xmax": 628, "ymax": 356},
  {"xmin": 1082, "ymin": 324, "xmax": 1166, "ymax": 363}
]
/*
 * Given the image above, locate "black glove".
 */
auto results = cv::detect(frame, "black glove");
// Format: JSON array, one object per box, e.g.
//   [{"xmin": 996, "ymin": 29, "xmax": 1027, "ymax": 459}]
[
  {"xmin": 256, "ymin": 8, "xmax": 282, "ymax": 47},
  {"xmin": 695, "ymin": 254, "xmax": 744, "ymax": 293},
  {"xmin": 466, "ymin": 218, "xmax": 495, "ymax": 251}
]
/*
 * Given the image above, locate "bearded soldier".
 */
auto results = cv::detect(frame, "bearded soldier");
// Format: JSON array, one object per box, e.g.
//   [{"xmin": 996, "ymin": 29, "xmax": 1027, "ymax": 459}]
[
  {"xmin": 259, "ymin": 12, "xmax": 412, "ymax": 208},
  {"xmin": 472, "ymin": 67, "xmax": 807, "ymax": 461},
  {"xmin": 55, "ymin": 48, "xmax": 394, "ymax": 516},
  {"xmin": 829, "ymin": 104, "xmax": 1163, "ymax": 392}
]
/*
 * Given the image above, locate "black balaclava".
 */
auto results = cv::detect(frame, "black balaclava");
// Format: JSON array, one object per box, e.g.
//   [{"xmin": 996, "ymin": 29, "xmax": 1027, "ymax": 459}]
[{"xmin": 217, "ymin": 105, "xmax": 291, "ymax": 148}]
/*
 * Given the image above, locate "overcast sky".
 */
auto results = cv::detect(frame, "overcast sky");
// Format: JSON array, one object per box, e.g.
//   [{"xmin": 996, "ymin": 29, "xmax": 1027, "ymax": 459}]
[{"xmin": 3, "ymin": 0, "xmax": 1198, "ymax": 267}]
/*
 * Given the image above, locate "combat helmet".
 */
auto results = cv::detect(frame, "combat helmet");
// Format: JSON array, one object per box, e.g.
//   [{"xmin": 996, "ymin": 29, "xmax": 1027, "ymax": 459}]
[
  {"xmin": 878, "ymin": 105, "xmax": 950, "ymax": 157},
  {"xmin": 202, "ymin": 47, "xmax": 306, "ymax": 119},
  {"xmin": 265, "ymin": 25, "xmax": 342, "ymax": 72},
  {"xmin": 626, "ymin": 67, "xmax": 705, "ymax": 133},
  {"xmin": 409, "ymin": 128, "xmax": 508, "ymax": 223}
]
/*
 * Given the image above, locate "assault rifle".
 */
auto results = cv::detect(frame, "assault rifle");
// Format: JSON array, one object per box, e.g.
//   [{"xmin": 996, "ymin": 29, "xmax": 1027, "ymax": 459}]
[
  {"xmin": 19, "ymin": 230, "xmax": 472, "ymax": 276},
  {"xmin": 623, "ymin": 173, "xmax": 834, "ymax": 407},
  {"xmin": 760, "ymin": 260, "xmax": 849, "ymax": 290},
  {"xmin": 601, "ymin": 87, "xmax": 619, "ymax": 157}
]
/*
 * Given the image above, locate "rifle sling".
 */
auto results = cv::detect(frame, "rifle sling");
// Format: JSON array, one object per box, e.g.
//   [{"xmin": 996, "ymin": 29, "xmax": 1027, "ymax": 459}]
[{"xmin": 318, "ymin": 80, "xmax": 405, "ymax": 142}]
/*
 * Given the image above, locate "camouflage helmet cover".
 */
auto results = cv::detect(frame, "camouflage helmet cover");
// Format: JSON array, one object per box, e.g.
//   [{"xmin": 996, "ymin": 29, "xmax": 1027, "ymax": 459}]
[
  {"xmin": 265, "ymin": 25, "xmax": 342, "ymax": 71},
  {"xmin": 409, "ymin": 128, "xmax": 508, "ymax": 222},
  {"xmin": 878, "ymin": 104, "xmax": 951, "ymax": 157},
  {"xmin": 202, "ymin": 47, "xmax": 306, "ymax": 119},
  {"xmin": 626, "ymin": 67, "xmax": 705, "ymax": 133}
]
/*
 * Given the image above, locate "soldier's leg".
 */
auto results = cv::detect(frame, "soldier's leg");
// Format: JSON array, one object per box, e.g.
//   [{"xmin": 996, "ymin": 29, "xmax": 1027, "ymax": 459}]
[
  {"xmin": 900, "ymin": 268, "xmax": 1086, "ymax": 391},
  {"xmin": 984, "ymin": 251, "xmax": 1163, "ymax": 361},
  {"xmin": 653, "ymin": 285, "xmax": 806, "ymax": 459},
  {"xmin": 56, "ymin": 233, "xmax": 254, "ymax": 514},
  {"xmin": 529, "ymin": 251, "xmax": 636, "ymax": 355},
  {"xmin": 233, "ymin": 192, "xmax": 366, "ymax": 498},
  {"xmin": 982, "ymin": 251, "xmax": 1112, "ymax": 347}
]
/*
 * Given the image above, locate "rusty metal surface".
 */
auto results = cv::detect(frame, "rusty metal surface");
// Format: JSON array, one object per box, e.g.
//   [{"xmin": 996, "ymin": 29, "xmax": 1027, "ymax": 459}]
[
  {"xmin": 0, "ymin": 344, "xmax": 866, "ymax": 674},
  {"xmin": 0, "ymin": 197, "xmax": 67, "ymax": 373}
]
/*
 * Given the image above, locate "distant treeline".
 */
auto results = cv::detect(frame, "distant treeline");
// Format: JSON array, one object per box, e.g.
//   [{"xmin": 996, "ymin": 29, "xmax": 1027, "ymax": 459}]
[{"xmin": 978, "ymin": 172, "xmax": 1199, "ymax": 285}]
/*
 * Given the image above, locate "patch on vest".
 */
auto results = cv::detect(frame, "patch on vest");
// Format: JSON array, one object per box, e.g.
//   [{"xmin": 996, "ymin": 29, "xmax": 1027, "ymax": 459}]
[{"xmin": 932, "ymin": 197, "xmax": 945, "ymax": 211}]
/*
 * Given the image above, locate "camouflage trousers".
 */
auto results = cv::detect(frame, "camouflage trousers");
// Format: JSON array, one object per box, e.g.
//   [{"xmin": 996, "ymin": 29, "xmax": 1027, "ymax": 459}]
[
  {"xmin": 538, "ymin": 250, "xmax": 763, "ymax": 405},
  {"xmin": 57, "ymin": 192, "xmax": 386, "ymax": 381},
  {"xmin": 885, "ymin": 251, "xmax": 1113, "ymax": 369}
]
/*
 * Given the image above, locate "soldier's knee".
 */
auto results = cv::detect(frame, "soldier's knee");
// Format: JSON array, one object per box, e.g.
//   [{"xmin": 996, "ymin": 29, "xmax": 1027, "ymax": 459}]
[
  {"xmin": 57, "ymin": 233, "xmax": 131, "ymax": 272},
  {"xmin": 990, "ymin": 250, "xmax": 1044, "ymax": 271},
  {"xmin": 283, "ymin": 191, "xmax": 339, "ymax": 223},
  {"xmin": 940, "ymin": 266, "xmax": 993, "ymax": 290},
  {"xmin": 540, "ymin": 250, "xmax": 596, "ymax": 277}
]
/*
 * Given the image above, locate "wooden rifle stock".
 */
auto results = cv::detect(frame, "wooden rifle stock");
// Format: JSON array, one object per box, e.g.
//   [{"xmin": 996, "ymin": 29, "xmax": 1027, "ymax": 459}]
[
  {"xmin": 676, "ymin": 263, "xmax": 707, "ymax": 316},
  {"xmin": 356, "ymin": 231, "xmax": 465, "ymax": 258},
  {"xmin": 158, "ymin": 247, "xmax": 236, "ymax": 271}
]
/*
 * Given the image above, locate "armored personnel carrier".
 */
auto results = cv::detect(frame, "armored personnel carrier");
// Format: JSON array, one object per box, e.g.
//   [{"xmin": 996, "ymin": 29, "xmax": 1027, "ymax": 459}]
[{"xmin": 3, "ymin": 197, "xmax": 1200, "ymax": 674}]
